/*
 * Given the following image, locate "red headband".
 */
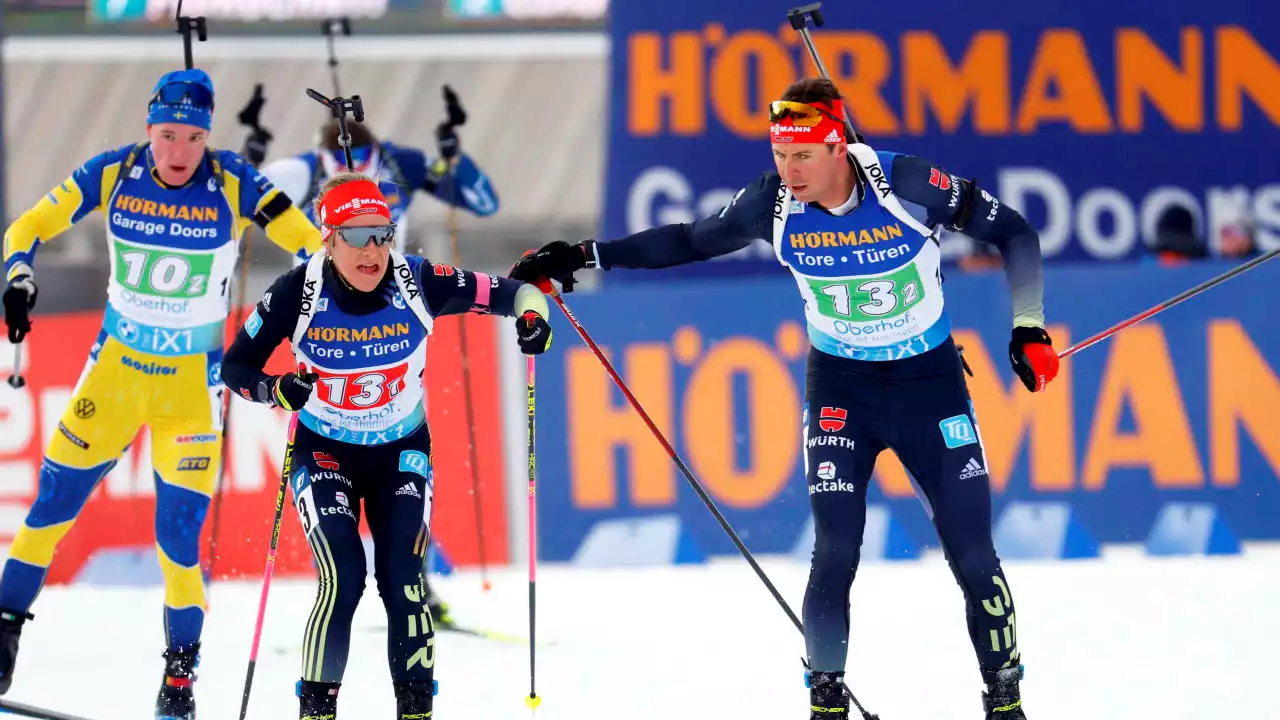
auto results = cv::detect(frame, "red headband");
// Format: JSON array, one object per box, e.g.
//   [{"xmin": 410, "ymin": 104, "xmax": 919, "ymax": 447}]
[
  {"xmin": 318, "ymin": 179, "xmax": 392, "ymax": 242},
  {"xmin": 769, "ymin": 100, "xmax": 847, "ymax": 145}
]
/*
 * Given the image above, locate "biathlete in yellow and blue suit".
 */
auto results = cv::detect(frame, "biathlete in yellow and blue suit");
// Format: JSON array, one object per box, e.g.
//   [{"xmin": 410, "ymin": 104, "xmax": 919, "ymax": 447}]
[{"xmin": 0, "ymin": 68, "xmax": 322, "ymax": 720}]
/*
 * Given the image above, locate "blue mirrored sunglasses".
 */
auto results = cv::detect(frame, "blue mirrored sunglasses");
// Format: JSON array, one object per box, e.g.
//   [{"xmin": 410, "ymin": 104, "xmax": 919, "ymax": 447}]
[
  {"xmin": 326, "ymin": 224, "xmax": 397, "ymax": 248},
  {"xmin": 330, "ymin": 145, "xmax": 375, "ymax": 171},
  {"xmin": 151, "ymin": 82, "xmax": 214, "ymax": 109}
]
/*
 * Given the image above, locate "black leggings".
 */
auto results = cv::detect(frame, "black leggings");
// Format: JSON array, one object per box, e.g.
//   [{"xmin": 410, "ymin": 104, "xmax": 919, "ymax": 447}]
[
  {"xmin": 801, "ymin": 341, "xmax": 1018, "ymax": 676},
  {"xmin": 288, "ymin": 421, "xmax": 436, "ymax": 685}
]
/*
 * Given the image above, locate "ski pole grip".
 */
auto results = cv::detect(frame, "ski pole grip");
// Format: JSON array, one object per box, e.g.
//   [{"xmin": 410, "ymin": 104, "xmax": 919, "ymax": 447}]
[{"xmin": 787, "ymin": 3, "xmax": 824, "ymax": 30}]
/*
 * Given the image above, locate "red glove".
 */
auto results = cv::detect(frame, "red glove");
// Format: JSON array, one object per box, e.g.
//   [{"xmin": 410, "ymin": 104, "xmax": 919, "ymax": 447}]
[{"xmin": 1009, "ymin": 326, "xmax": 1058, "ymax": 393}]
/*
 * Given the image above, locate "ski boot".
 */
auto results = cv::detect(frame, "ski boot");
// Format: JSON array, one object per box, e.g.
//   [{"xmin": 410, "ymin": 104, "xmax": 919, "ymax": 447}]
[
  {"xmin": 0, "ymin": 609, "xmax": 32, "ymax": 695},
  {"xmin": 155, "ymin": 643, "xmax": 199, "ymax": 720},
  {"xmin": 982, "ymin": 664, "xmax": 1028, "ymax": 720},
  {"xmin": 808, "ymin": 670, "xmax": 849, "ymax": 720},
  {"xmin": 298, "ymin": 680, "xmax": 340, "ymax": 720},
  {"xmin": 394, "ymin": 680, "xmax": 437, "ymax": 720}
]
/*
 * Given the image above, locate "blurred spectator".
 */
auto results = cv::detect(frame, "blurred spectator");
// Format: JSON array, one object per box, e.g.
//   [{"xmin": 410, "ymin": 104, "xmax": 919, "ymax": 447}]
[
  {"xmin": 1149, "ymin": 204, "xmax": 1208, "ymax": 265},
  {"xmin": 1217, "ymin": 207, "xmax": 1258, "ymax": 259}
]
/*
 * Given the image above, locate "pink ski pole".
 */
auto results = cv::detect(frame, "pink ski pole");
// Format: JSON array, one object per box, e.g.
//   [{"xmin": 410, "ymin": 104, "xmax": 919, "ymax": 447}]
[
  {"xmin": 239, "ymin": 412, "xmax": 299, "ymax": 720},
  {"xmin": 524, "ymin": 354, "xmax": 542, "ymax": 712}
]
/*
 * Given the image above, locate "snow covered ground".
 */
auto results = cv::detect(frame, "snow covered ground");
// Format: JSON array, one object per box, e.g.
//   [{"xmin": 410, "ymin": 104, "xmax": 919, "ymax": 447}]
[{"xmin": 3, "ymin": 547, "xmax": 1277, "ymax": 719}]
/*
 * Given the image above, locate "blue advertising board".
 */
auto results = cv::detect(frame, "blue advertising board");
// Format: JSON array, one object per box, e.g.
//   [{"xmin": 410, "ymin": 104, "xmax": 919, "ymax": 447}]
[
  {"xmin": 604, "ymin": 0, "xmax": 1280, "ymax": 275},
  {"xmin": 533, "ymin": 261, "xmax": 1280, "ymax": 562}
]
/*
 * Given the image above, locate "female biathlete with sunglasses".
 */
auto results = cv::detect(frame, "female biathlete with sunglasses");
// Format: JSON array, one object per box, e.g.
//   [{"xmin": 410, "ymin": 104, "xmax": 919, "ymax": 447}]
[
  {"xmin": 222, "ymin": 173, "xmax": 552, "ymax": 719},
  {"xmin": 511, "ymin": 77, "xmax": 1060, "ymax": 720},
  {"xmin": 0, "ymin": 69, "xmax": 321, "ymax": 719}
]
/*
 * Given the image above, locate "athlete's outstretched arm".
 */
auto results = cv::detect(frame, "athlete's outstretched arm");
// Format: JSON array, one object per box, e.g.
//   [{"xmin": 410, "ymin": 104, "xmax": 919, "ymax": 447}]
[
  {"xmin": 508, "ymin": 171, "xmax": 779, "ymax": 286},
  {"xmin": 597, "ymin": 171, "xmax": 779, "ymax": 270},
  {"xmin": 416, "ymin": 258, "xmax": 551, "ymax": 354},
  {"xmin": 889, "ymin": 155, "xmax": 1045, "ymax": 328},
  {"xmin": 389, "ymin": 144, "xmax": 499, "ymax": 217},
  {"xmin": 416, "ymin": 259, "xmax": 545, "ymax": 319},
  {"xmin": 222, "ymin": 267, "xmax": 308, "ymax": 407}
]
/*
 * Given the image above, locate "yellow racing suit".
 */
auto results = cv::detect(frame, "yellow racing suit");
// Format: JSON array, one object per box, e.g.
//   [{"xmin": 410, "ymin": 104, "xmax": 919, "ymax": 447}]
[{"xmin": 0, "ymin": 143, "xmax": 321, "ymax": 651}]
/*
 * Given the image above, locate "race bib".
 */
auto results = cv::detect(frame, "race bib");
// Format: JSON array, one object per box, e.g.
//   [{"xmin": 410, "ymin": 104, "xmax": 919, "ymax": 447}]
[
  {"xmin": 313, "ymin": 362, "xmax": 411, "ymax": 411},
  {"xmin": 114, "ymin": 240, "xmax": 216, "ymax": 298},
  {"xmin": 806, "ymin": 262, "xmax": 927, "ymax": 323}
]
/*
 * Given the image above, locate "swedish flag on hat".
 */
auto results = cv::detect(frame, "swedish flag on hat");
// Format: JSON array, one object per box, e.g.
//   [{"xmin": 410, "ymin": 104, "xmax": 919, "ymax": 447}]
[{"xmin": 147, "ymin": 68, "xmax": 215, "ymax": 131}]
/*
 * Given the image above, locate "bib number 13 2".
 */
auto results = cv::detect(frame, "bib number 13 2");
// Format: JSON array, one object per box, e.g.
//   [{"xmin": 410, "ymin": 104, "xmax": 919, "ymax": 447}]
[{"xmin": 812, "ymin": 264, "xmax": 925, "ymax": 322}]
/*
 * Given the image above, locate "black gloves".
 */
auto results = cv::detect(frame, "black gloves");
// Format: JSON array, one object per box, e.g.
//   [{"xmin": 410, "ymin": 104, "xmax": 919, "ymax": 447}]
[
  {"xmin": 516, "ymin": 310, "xmax": 553, "ymax": 356},
  {"xmin": 508, "ymin": 240, "xmax": 597, "ymax": 293},
  {"xmin": 3, "ymin": 275, "xmax": 37, "ymax": 344},
  {"xmin": 237, "ymin": 84, "xmax": 273, "ymax": 168},
  {"xmin": 436, "ymin": 84, "xmax": 467, "ymax": 163},
  {"xmin": 271, "ymin": 371, "xmax": 319, "ymax": 412},
  {"xmin": 1009, "ymin": 326, "xmax": 1060, "ymax": 393},
  {"xmin": 435, "ymin": 122, "xmax": 459, "ymax": 163}
]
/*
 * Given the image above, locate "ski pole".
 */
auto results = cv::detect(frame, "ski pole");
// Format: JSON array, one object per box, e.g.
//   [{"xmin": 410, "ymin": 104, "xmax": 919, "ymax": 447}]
[
  {"xmin": 322, "ymin": 17, "xmax": 351, "ymax": 98},
  {"xmin": 438, "ymin": 84, "xmax": 491, "ymax": 591},
  {"xmin": 525, "ymin": 351, "xmax": 541, "ymax": 713},
  {"xmin": 1058, "ymin": 247, "xmax": 1279, "ymax": 359},
  {"xmin": 8, "ymin": 343, "xmax": 24, "ymax": 388},
  {"xmin": 0, "ymin": 697, "xmax": 100, "ymax": 720},
  {"xmin": 542, "ymin": 283, "xmax": 877, "ymax": 718},
  {"xmin": 239, "ymin": 413, "xmax": 299, "ymax": 720}
]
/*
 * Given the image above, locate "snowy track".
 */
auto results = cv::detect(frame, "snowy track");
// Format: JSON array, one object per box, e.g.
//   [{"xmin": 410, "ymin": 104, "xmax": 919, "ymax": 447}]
[{"xmin": 4, "ymin": 548, "xmax": 1276, "ymax": 719}]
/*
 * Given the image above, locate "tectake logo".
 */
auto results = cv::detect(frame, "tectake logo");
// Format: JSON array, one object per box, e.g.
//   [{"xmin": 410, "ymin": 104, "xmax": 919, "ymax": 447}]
[{"xmin": 816, "ymin": 461, "xmax": 837, "ymax": 480}]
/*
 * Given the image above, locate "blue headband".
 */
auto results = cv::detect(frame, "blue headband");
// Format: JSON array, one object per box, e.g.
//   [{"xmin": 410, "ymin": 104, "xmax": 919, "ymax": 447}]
[{"xmin": 147, "ymin": 69, "xmax": 215, "ymax": 131}]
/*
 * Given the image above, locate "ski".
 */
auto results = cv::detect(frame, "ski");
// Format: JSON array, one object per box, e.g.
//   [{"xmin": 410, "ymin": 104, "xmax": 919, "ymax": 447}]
[
  {"xmin": 270, "ymin": 621, "xmax": 554, "ymax": 656},
  {"xmin": 0, "ymin": 698, "xmax": 99, "ymax": 720}
]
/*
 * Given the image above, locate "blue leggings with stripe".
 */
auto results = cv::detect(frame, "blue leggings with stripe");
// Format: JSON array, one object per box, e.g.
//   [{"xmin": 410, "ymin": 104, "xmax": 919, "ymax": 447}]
[
  {"xmin": 801, "ymin": 339, "xmax": 1020, "ymax": 678},
  {"xmin": 288, "ymin": 422, "xmax": 435, "ymax": 685}
]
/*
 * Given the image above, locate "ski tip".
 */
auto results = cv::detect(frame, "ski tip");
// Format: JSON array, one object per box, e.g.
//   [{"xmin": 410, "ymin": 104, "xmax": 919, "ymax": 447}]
[{"xmin": 525, "ymin": 693, "xmax": 541, "ymax": 711}]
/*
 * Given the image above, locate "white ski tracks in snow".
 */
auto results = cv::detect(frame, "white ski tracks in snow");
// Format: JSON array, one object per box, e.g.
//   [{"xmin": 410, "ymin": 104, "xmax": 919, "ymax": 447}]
[{"xmin": 0, "ymin": 551, "xmax": 1274, "ymax": 719}]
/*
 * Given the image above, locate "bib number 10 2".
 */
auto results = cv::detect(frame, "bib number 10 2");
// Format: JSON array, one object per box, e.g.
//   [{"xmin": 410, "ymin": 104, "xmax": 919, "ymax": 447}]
[
  {"xmin": 117, "ymin": 247, "xmax": 214, "ymax": 298},
  {"xmin": 819, "ymin": 278, "xmax": 919, "ymax": 321}
]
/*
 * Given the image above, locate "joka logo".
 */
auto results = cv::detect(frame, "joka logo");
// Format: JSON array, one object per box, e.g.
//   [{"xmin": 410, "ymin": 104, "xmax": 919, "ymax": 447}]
[
  {"xmin": 816, "ymin": 461, "xmax": 837, "ymax": 481},
  {"xmin": 928, "ymin": 168, "xmax": 952, "ymax": 191},
  {"xmin": 959, "ymin": 457, "xmax": 987, "ymax": 480},
  {"xmin": 819, "ymin": 407, "xmax": 847, "ymax": 432},
  {"xmin": 313, "ymin": 452, "xmax": 340, "ymax": 471},
  {"xmin": 940, "ymin": 414, "xmax": 977, "ymax": 449}
]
